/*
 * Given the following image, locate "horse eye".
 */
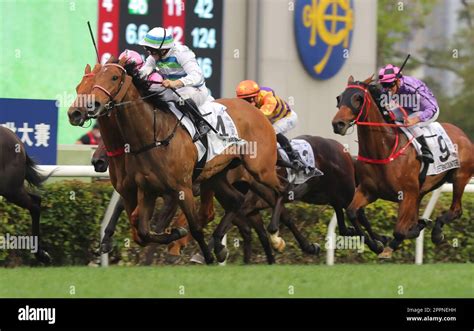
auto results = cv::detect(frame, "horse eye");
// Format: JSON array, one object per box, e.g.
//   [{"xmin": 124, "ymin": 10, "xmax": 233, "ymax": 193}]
[{"xmin": 112, "ymin": 75, "xmax": 119, "ymax": 81}]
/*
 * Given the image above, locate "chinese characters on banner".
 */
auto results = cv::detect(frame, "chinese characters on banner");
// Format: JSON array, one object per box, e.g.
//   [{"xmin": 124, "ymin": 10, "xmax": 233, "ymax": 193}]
[{"xmin": 0, "ymin": 98, "xmax": 58, "ymax": 165}]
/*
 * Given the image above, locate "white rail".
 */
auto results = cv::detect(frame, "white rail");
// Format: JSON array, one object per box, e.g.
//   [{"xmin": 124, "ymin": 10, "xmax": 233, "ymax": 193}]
[
  {"xmin": 326, "ymin": 179, "xmax": 474, "ymax": 265},
  {"xmin": 37, "ymin": 166, "xmax": 472, "ymax": 266}
]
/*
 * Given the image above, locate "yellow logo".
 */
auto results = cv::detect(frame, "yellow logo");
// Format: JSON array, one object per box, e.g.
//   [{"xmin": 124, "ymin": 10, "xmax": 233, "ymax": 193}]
[{"xmin": 302, "ymin": 0, "xmax": 353, "ymax": 74}]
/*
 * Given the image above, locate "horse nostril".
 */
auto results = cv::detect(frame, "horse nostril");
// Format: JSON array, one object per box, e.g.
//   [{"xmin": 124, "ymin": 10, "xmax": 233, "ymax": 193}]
[
  {"xmin": 70, "ymin": 109, "xmax": 83, "ymax": 124},
  {"xmin": 332, "ymin": 121, "xmax": 346, "ymax": 133},
  {"xmin": 92, "ymin": 158, "xmax": 108, "ymax": 172}
]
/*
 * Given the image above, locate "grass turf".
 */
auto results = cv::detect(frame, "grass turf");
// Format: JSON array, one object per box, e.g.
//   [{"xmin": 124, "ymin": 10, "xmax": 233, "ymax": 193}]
[{"xmin": 0, "ymin": 264, "xmax": 472, "ymax": 298}]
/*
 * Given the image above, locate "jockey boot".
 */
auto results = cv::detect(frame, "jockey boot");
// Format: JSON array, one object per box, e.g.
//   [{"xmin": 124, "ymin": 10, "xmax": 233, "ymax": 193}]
[
  {"xmin": 177, "ymin": 98, "xmax": 211, "ymax": 139},
  {"xmin": 416, "ymin": 135, "xmax": 434, "ymax": 164},
  {"xmin": 276, "ymin": 133, "xmax": 306, "ymax": 172}
]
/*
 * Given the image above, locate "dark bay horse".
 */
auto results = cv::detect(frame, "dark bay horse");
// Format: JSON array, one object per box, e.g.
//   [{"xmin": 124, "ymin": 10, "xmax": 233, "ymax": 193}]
[
  {"xmin": 68, "ymin": 64, "xmax": 187, "ymax": 248},
  {"xmin": 0, "ymin": 127, "xmax": 51, "ymax": 263},
  {"xmin": 332, "ymin": 75, "xmax": 474, "ymax": 258},
  {"xmin": 73, "ymin": 58, "xmax": 283, "ymax": 264},
  {"xmin": 209, "ymin": 134, "xmax": 389, "ymax": 261}
]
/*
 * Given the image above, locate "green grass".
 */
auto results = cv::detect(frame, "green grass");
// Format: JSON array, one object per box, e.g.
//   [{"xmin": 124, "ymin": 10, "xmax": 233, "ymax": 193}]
[{"xmin": 0, "ymin": 264, "xmax": 472, "ymax": 298}]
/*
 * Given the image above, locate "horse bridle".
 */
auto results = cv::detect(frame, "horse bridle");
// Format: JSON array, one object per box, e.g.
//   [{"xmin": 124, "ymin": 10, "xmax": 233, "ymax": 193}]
[{"xmin": 89, "ymin": 63, "xmax": 128, "ymax": 118}]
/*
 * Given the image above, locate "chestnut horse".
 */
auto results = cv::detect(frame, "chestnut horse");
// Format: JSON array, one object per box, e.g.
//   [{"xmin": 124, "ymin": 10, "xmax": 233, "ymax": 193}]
[
  {"xmin": 68, "ymin": 64, "xmax": 187, "ymax": 249},
  {"xmin": 332, "ymin": 76, "xmax": 474, "ymax": 258},
  {"xmin": 75, "ymin": 58, "xmax": 283, "ymax": 264}
]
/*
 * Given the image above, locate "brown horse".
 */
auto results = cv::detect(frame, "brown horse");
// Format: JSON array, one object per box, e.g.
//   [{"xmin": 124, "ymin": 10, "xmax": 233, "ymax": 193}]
[
  {"xmin": 91, "ymin": 141, "xmax": 214, "ymax": 262},
  {"xmin": 209, "ymin": 134, "xmax": 392, "ymax": 260},
  {"xmin": 68, "ymin": 64, "xmax": 187, "ymax": 249},
  {"xmin": 75, "ymin": 57, "xmax": 283, "ymax": 264},
  {"xmin": 332, "ymin": 75, "xmax": 474, "ymax": 258},
  {"xmin": 0, "ymin": 127, "xmax": 52, "ymax": 264}
]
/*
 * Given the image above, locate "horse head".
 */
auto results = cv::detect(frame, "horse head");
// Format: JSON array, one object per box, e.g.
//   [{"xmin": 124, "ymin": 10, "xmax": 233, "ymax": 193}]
[
  {"xmin": 332, "ymin": 75, "xmax": 375, "ymax": 135},
  {"xmin": 67, "ymin": 63, "xmax": 101, "ymax": 126},
  {"xmin": 88, "ymin": 57, "xmax": 134, "ymax": 119}
]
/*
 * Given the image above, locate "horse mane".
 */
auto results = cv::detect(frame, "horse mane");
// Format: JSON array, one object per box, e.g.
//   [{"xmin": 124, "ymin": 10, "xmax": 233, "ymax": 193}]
[
  {"xmin": 357, "ymin": 81, "xmax": 384, "ymax": 113},
  {"xmin": 110, "ymin": 58, "xmax": 171, "ymax": 112}
]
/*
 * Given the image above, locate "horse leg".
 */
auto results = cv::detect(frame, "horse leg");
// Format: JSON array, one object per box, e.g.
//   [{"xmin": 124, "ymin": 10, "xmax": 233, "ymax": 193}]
[
  {"xmin": 5, "ymin": 189, "xmax": 51, "ymax": 264},
  {"xmin": 177, "ymin": 187, "xmax": 214, "ymax": 264},
  {"xmin": 357, "ymin": 209, "xmax": 390, "ymax": 245},
  {"xmin": 280, "ymin": 208, "xmax": 320, "ymax": 255},
  {"xmin": 334, "ymin": 206, "xmax": 356, "ymax": 236},
  {"xmin": 153, "ymin": 195, "xmax": 179, "ymax": 233},
  {"xmin": 247, "ymin": 211, "xmax": 275, "ymax": 264},
  {"xmin": 432, "ymin": 171, "xmax": 471, "ymax": 244},
  {"xmin": 99, "ymin": 197, "xmax": 125, "ymax": 255},
  {"xmin": 381, "ymin": 194, "xmax": 419, "ymax": 259},
  {"xmin": 346, "ymin": 190, "xmax": 383, "ymax": 254},
  {"xmin": 232, "ymin": 216, "xmax": 253, "ymax": 264},
  {"xmin": 245, "ymin": 179, "xmax": 286, "ymax": 251},
  {"xmin": 136, "ymin": 190, "xmax": 187, "ymax": 245}
]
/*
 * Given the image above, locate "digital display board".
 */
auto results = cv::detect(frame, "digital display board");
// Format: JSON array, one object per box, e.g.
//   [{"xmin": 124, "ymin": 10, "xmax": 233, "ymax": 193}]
[{"xmin": 97, "ymin": 0, "xmax": 223, "ymax": 98}]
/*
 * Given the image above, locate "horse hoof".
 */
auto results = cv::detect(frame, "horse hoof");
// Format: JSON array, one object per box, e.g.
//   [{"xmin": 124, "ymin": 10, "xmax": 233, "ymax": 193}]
[
  {"xmin": 173, "ymin": 227, "xmax": 188, "ymax": 239},
  {"xmin": 380, "ymin": 236, "xmax": 391, "ymax": 246},
  {"xmin": 273, "ymin": 238, "xmax": 286, "ymax": 253},
  {"xmin": 36, "ymin": 250, "xmax": 52, "ymax": 265},
  {"xmin": 165, "ymin": 253, "xmax": 181, "ymax": 265},
  {"xmin": 190, "ymin": 253, "xmax": 205, "ymax": 264},
  {"xmin": 373, "ymin": 240, "xmax": 384, "ymax": 254},
  {"xmin": 309, "ymin": 243, "xmax": 320, "ymax": 256},
  {"xmin": 100, "ymin": 241, "xmax": 114, "ymax": 255},
  {"xmin": 377, "ymin": 246, "xmax": 393, "ymax": 259},
  {"xmin": 215, "ymin": 246, "xmax": 229, "ymax": 263},
  {"xmin": 431, "ymin": 231, "xmax": 444, "ymax": 245}
]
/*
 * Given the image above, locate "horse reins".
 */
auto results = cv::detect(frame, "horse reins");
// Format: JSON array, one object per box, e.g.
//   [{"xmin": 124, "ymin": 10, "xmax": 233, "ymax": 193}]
[
  {"xmin": 345, "ymin": 84, "xmax": 415, "ymax": 164},
  {"xmin": 90, "ymin": 63, "xmax": 185, "ymax": 155}
]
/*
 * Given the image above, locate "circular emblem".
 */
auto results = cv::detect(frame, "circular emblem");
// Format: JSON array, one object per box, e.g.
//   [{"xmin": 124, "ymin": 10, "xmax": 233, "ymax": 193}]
[{"xmin": 295, "ymin": 0, "xmax": 354, "ymax": 80}]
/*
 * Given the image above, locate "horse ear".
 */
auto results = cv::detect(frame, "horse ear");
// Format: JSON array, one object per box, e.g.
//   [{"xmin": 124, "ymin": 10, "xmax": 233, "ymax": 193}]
[
  {"xmin": 363, "ymin": 74, "xmax": 375, "ymax": 84},
  {"xmin": 347, "ymin": 75, "xmax": 354, "ymax": 84},
  {"xmin": 106, "ymin": 56, "xmax": 116, "ymax": 64},
  {"xmin": 92, "ymin": 63, "xmax": 101, "ymax": 72},
  {"xmin": 118, "ymin": 57, "xmax": 127, "ymax": 66},
  {"xmin": 84, "ymin": 64, "xmax": 91, "ymax": 74}
]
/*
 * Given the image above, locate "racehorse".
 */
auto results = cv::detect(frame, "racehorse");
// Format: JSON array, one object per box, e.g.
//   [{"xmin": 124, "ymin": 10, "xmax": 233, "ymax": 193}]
[
  {"xmin": 210, "ymin": 134, "xmax": 390, "ymax": 260},
  {"xmin": 92, "ymin": 129, "xmax": 276, "ymax": 264},
  {"xmin": 0, "ymin": 126, "xmax": 52, "ymax": 264},
  {"xmin": 68, "ymin": 64, "xmax": 187, "ymax": 248},
  {"xmin": 332, "ymin": 75, "xmax": 474, "ymax": 258},
  {"xmin": 71, "ymin": 57, "xmax": 283, "ymax": 264}
]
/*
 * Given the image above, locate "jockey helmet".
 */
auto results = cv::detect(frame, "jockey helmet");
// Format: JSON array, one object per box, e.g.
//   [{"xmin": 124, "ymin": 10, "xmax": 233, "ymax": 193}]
[
  {"xmin": 236, "ymin": 80, "xmax": 260, "ymax": 98},
  {"xmin": 138, "ymin": 27, "xmax": 174, "ymax": 50},
  {"xmin": 119, "ymin": 49, "xmax": 144, "ymax": 68},
  {"xmin": 378, "ymin": 64, "xmax": 401, "ymax": 84}
]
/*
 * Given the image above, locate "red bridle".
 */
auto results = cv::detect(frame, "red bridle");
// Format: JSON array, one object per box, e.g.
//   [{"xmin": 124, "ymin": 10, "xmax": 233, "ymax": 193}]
[
  {"xmin": 344, "ymin": 84, "xmax": 414, "ymax": 164},
  {"xmin": 83, "ymin": 68, "xmax": 125, "ymax": 158}
]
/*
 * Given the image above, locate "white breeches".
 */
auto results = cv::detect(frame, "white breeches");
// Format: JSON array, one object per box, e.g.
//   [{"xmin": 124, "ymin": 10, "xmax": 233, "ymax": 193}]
[
  {"xmin": 406, "ymin": 108, "xmax": 440, "ymax": 138},
  {"xmin": 273, "ymin": 111, "xmax": 298, "ymax": 135}
]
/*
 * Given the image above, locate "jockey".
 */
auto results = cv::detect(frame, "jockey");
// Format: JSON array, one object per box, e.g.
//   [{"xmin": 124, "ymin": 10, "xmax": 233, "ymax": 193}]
[
  {"xmin": 378, "ymin": 64, "xmax": 439, "ymax": 163},
  {"xmin": 235, "ymin": 80, "xmax": 307, "ymax": 172},
  {"xmin": 137, "ymin": 27, "xmax": 212, "ymax": 137}
]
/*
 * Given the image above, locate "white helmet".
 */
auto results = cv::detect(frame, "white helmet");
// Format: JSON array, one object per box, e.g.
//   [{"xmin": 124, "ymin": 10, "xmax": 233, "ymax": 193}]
[{"xmin": 138, "ymin": 27, "xmax": 174, "ymax": 50}]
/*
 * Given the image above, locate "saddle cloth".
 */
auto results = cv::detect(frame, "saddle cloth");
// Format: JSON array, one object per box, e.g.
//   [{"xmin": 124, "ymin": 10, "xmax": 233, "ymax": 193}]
[
  {"xmin": 168, "ymin": 101, "xmax": 246, "ymax": 162},
  {"xmin": 400, "ymin": 122, "xmax": 460, "ymax": 176},
  {"xmin": 278, "ymin": 139, "xmax": 323, "ymax": 184}
]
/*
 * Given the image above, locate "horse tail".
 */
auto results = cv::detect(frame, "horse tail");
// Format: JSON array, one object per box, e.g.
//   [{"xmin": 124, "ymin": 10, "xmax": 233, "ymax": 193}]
[{"xmin": 25, "ymin": 154, "xmax": 51, "ymax": 187}]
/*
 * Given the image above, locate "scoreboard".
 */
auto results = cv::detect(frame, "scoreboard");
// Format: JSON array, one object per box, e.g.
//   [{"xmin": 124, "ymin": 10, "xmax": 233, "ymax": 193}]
[{"xmin": 97, "ymin": 0, "xmax": 223, "ymax": 98}]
